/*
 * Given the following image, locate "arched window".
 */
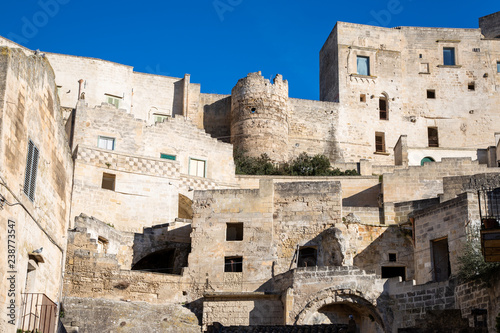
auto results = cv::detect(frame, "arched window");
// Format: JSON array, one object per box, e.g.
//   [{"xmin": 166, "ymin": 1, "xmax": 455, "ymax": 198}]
[{"xmin": 379, "ymin": 93, "xmax": 389, "ymax": 120}]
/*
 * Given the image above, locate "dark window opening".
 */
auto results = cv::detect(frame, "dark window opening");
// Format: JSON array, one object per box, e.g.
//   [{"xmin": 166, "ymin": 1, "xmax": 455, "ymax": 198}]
[
  {"xmin": 379, "ymin": 98, "xmax": 388, "ymax": 120},
  {"xmin": 297, "ymin": 247, "xmax": 317, "ymax": 267},
  {"xmin": 427, "ymin": 89, "xmax": 436, "ymax": 99},
  {"xmin": 473, "ymin": 48, "xmax": 480, "ymax": 52},
  {"xmin": 381, "ymin": 266, "xmax": 406, "ymax": 281},
  {"xmin": 468, "ymin": 82, "xmax": 475, "ymax": 91},
  {"xmin": 428, "ymin": 127, "xmax": 439, "ymax": 147},
  {"xmin": 226, "ymin": 223, "xmax": 243, "ymax": 241},
  {"xmin": 419, "ymin": 54, "xmax": 423, "ymax": 58},
  {"xmin": 132, "ymin": 249, "xmax": 176, "ymax": 274},
  {"xmin": 251, "ymin": 108, "xmax": 256, "ymax": 113},
  {"xmin": 360, "ymin": 94, "xmax": 366, "ymax": 102},
  {"xmin": 388, "ymin": 253, "xmax": 397, "ymax": 262},
  {"xmin": 24, "ymin": 139, "xmax": 40, "ymax": 202},
  {"xmin": 102, "ymin": 173, "xmax": 116, "ymax": 191},
  {"xmin": 432, "ymin": 237, "xmax": 451, "ymax": 282},
  {"xmin": 375, "ymin": 132, "xmax": 385, "ymax": 153},
  {"xmin": 225, "ymin": 256, "xmax": 243, "ymax": 272}
]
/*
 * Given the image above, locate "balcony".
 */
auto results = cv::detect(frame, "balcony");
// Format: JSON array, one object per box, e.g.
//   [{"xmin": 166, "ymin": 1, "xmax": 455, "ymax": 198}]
[{"xmin": 18, "ymin": 293, "xmax": 57, "ymax": 333}]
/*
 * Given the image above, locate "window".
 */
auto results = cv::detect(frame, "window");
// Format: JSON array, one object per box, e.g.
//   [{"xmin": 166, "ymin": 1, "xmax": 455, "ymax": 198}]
[
  {"xmin": 468, "ymin": 82, "xmax": 475, "ymax": 91},
  {"xmin": 97, "ymin": 237, "xmax": 109, "ymax": 254},
  {"xmin": 24, "ymin": 139, "xmax": 39, "ymax": 202},
  {"xmin": 105, "ymin": 94, "xmax": 122, "ymax": 108},
  {"xmin": 428, "ymin": 127, "xmax": 439, "ymax": 147},
  {"xmin": 153, "ymin": 114, "xmax": 169, "ymax": 124},
  {"xmin": 426, "ymin": 89, "xmax": 436, "ymax": 99},
  {"xmin": 420, "ymin": 157, "xmax": 435, "ymax": 165},
  {"xmin": 98, "ymin": 136, "xmax": 115, "ymax": 150},
  {"xmin": 379, "ymin": 97, "xmax": 388, "ymax": 120},
  {"xmin": 101, "ymin": 173, "xmax": 116, "ymax": 191},
  {"xmin": 224, "ymin": 256, "xmax": 242, "ymax": 272},
  {"xmin": 357, "ymin": 56, "xmax": 370, "ymax": 76},
  {"xmin": 360, "ymin": 94, "xmax": 366, "ymax": 102},
  {"xmin": 388, "ymin": 253, "xmax": 397, "ymax": 262},
  {"xmin": 443, "ymin": 47, "xmax": 455, "ymax": 66},
  {"xmin": 497, "ymin": 61, "xmax": 500, "ymax": 73},
  {"xmin": 297, "ymin": 247, "xmax": 317, "ymax": 267},
  {"xmin": 226, "ymin": 223, "xmax": 243, "ymax": 241},
  {"xmin": 160, "ymin": 153, "xmax": 176, "ymax": 161},
  {"xmin": 375, "ymin": 132, "xmax": 385, "ymax": 153},
  {"xmin": 189, "ymin": 158, "xmax": 206, "ymax": 178},
  {"xmin": 432, "ymin": 237, "xmax": 450, "ymax": 282}
]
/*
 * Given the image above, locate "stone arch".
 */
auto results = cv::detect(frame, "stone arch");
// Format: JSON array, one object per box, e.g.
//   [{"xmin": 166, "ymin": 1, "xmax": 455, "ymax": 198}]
[
  {"xmin": 178, "ymin": 193, "xmax": 193, "ymax": 219},
  {"xmin": 131, "ymin": 248, "xmax": 177, "ymax": 274},
  {"xmin": 295, "ymin": 288, "xmax": 386, "ymax": 333}
]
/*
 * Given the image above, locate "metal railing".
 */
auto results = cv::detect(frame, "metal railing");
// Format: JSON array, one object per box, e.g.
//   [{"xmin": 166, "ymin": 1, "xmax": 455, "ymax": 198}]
[{"xmin": 18, "ymin": 293, "xmax": 57, "ymax": 333}]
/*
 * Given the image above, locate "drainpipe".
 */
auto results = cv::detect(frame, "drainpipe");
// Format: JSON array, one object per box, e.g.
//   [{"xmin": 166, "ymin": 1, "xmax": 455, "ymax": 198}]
[{"xmin": 77, "ymin": 79, "xmax": 84, "ymax": 101}]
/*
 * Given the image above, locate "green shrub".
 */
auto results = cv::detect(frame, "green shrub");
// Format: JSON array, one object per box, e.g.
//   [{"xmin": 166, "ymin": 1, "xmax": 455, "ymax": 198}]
[{"xmin": 234, "ymin": 150, "xmax": 358, "ymax": 176}]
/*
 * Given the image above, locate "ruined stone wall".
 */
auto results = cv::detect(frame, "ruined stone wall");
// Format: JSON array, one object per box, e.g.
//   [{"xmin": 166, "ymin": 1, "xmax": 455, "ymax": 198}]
[
  {"xmin": 479, "ymin": 11, "xmax": 500, "ymax": 39},
  {"xmin": 230, "ymin": 72, "xmax": 289, "ymax": 162},
  {"xmin": 0, "ymin": 47, "xmax": 73, "ymax": 332},
  {"xmin": 200, "ymin": 93, "xmax": 231, "ymax": 143},
  {"xmin": 413, "ymin": 192, "xmax": 478, "ymax": 284},
  {"xmin": 442, "ymin": 172, "xmax": 500, "ymax": 202},
  {"xmin": 382, "ymin": 158, "xmax": 496, "ymax": 204},
  {"xmin": 321, "ymin": 22, "xmax": 500, "ymax": 164}
]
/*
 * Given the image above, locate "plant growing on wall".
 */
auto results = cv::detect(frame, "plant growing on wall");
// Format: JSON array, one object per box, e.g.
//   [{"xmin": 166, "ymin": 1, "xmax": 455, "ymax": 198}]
[
  {"xmin": 457, "ymin": 226, "xmax": 500, "ymax": 282},
  {"xmin": 234, "ymin": 150, "xmax": 358, "ymax": 176}
]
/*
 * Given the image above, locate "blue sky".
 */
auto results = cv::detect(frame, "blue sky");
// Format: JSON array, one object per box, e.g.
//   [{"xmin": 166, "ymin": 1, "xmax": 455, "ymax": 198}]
[{"xmin": 0, "ymin": 0, "xmax": 498, "ymax": 100}]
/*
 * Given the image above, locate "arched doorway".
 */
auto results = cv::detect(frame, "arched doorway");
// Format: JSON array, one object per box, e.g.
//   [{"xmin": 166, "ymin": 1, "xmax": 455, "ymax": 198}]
[{"xmin": 420, "ymin": 156, "xmax": 435, "ymax": 166}]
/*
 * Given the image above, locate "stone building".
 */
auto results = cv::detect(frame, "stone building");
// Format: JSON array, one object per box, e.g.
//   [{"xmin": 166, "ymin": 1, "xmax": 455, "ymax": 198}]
[{"xmin": 1, "ymin": 10, "xmax": 500, "ymax": 333}]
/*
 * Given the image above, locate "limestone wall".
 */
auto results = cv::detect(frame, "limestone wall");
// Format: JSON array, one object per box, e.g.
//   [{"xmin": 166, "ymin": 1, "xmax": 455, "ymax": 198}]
[
  {"xmin": 0, "ymin": 47, "xmax": 73, "ymax": 332},
  {"xmin": 200, "ymin": 93, "xmax": 231, "ymax": 143},
  {"xmin": 413, "ymin": 192, "xmax": 478, "ymax": 284}
]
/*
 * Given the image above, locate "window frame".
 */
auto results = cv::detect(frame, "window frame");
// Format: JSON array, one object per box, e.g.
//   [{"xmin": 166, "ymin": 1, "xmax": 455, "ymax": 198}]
[
  {"xmin": 188, "ymin": 158, "xmax": 206, "ymax": 178},
  {"xmin": 23, "ymin": 139, "xmax": 40, "ymax": 202},
  {"xmin": 379, "ymin": 96, "xmax": 388, "ymax": 120},
  {"xmin": 226, "ymin": 223, "xmax": 244, "ymax": 241},
  {"xmin": 428, "ymin": 127, "xmax": 439, "ymax": 148},
  {"xmin": 224, "ymin": 256, "xmax": 243, "ymax": 273},
  {"xmin": 497, "ymin": 61, "xmax": 500, "ymax": 73},
  {"xmin": 153, "ymin": 113, "xmax": 170, "ymax": 124},
  {"xmin": 375, "ymin": 132, "xmax": 386, "ymax": 153},
  {"xmin": 443, "ymin": 47, "xmax": 456, "ymax": 66},
  {"xmin": 105, "ymin": 93, "xmax": 122, "ymax": 108},
  {"xmin": 356, "ymin": 55, "xmax": 370, "ymax": 76},
  {"xmin": 98, "ymin": 136, "xmax": 115, "ymax": 150},
  {"xmin": 426, "ymin": 89, "xmax": 436, "ymax": 99},
  {"xmin": 101, "ymin": 172, "xmax": 116, "ymax": 191},
  {"xmin": 160, "ymin": 153, "xmax": 176, "ymax": 161}
]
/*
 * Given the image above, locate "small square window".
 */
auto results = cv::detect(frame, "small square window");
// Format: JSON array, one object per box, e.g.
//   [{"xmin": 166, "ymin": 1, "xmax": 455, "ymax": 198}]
[
  {"xmin": 468, "ymin": 82, "xmax": 475, "ymax": 91},
  {"xmin": 189, "ymin": 158, "xmax": 206, "ymax": 178},
  {"xmin": 160, "ymin": 153, "xmax": 176, "ymax": 161},
  {"xmin": 226, "ymin": 223, "xmax": 243, "ymax": 241},
  {"xmin": 102, "ymin": 173, "xmax": 116, "ymax": 191},
  {"xmin": 427, "ymin": 89, "xmax": 436, "ymax": 99},
  {"xmin": 443, "ymin": 47, "xmax": 455, "ymax": 66},
  {"xmin": 360, "ymin": 94, "xmax": 366, "ymax": 102},
  {"xmin": 98, "ymin": 136, "xmax": 115, "ymax": 150},
  {"xmin": 388, "ymin": 253, "xmax": 397, "ymax": 262},
  {"xmin": 375, "ymin": 132, "xmax": 385, "ymax": 153},
  {"xmin": 224, "ymin": 256, "xmax": 242, "ymax": 272},
  {"xmin": 357, "ymin": 56, "xmax": 370, "ymax": 76}
]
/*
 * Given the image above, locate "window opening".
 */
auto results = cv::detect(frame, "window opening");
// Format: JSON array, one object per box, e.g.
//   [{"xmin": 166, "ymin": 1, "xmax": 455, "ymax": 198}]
[
  {"xmin": 388, "ymin": 253, "xmax": 397, "ymax": 262},
  {"xmin": 432, "ymin": 237, "xmax": 451, "ymax": 282},
  {"xmin": 98, "ymin": 136, "xmax": 115, "ymax": 150},
  {"xmin": 105, "ymin": 94, "xmax": 122, "ymax": 108},
  {"xmin": 24, "ymin": 140, "xmax": 39, "ymax": 202},
  {"xmin": 357, "ymin": 56, "xmax": 370, "ymax": 76},
  {"xmin": 375, "ymin": 132, "xmax": 385, "ymax": 153},
  {"xmin": 443, "ymin": 47, "xmax": 455, "ymax": 66},
  {"xmin": 132, "ymin": 249, "xmax": 177, "ymax": 274},
  {"xmin": 420, "ymin": 157, "xmax": 435, "ymax": 165},
  {"xmin": 297, "ymin": 247, "xmax": 317, "ymax": 267},
  {"xmin": 379, "ymin": 97, "xmax": 388, "ymax": 120},
  {"xmin": 428, "ymin": 127, "xmax": 439, "ymax": 147},
  {"xmin": 468, "ymin": 82, "xmax": 475, "ymax": 91},
  {"xmin": 189, "ymin": 158, "xmax": 206, "ymax": 178},
  {"xmin": 251, "ymin": 108, "xmax": 256, "ymax": 113},
  {"xmin": 97, "ymin": 237, "xmax": 109, "ymax": 254},
  {"xmin": 153, "ymin": 114, "xmax": 169, "ymax": 123},
  {"xmin": 427, "ymin": 89, "xmax": 436, "ymax": 99},
  {"xmin": 381, "ymin": 266, "xmax": 406, "ymax": 281},
  {"xmin": 160, "ymin": 153, "xmax": 176, "ymax": 161},
  {"xmin": 497, "ymin": 61, "xmax": 500, "ymax": 73},
  {"xmin": 360, "ymin": 94, "xmax": 366, "ymax": 102},
  {"xmin": 224, "ymin": 256, "xmax": 243, "ymax": 272},
  {"xmin": 101, "ymin": 173, "xmax": 116, "ymax": 191},
  {"xmin": 226, "ymin": 223, "xmax": 243, "ymax": 241}
]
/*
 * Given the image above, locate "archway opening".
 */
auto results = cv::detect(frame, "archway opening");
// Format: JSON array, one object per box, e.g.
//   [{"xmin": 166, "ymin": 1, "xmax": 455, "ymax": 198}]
[
  {"xmin": 421, "ymin": 156, "xmax": 435, "ymax": 166},
  {"xmin": 178, "ymin": 194, "xmax": 193, "ymax": 219},
  {"xmin": 312, "ymin": 302, "xmax": 384, "ymax": 333}
]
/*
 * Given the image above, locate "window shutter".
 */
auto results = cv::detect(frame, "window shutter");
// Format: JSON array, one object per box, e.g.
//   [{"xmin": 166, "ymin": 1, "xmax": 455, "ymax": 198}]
[{"xmin": 23, "ymin": 140, "xmax": 39, "ymax": 202}]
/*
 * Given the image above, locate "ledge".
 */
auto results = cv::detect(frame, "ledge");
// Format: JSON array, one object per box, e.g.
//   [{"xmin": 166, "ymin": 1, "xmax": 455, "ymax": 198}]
[
  {"xmin": 350, "ymin": 74, "xmax": 378, "ymax": 79},
  {"xmin": 418, "ymin": 72, "xmax": 431, "ymax": 75},
  {"xmin": 437, "ymin": 65, "xmax": 462, "ymax": 68},
  {"xmin": 436, "ymin": 39, "xmax": 461, "ymax": 43},
  {"xmin": 374, "ymin": 151, "xmax": 390, "ymax": 156}
]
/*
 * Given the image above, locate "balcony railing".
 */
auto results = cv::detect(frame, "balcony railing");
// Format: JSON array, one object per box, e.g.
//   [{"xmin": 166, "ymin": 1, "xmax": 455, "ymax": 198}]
[{"xmin": 18, "ymin": 293, "xmax": 57, "ymax": 333}]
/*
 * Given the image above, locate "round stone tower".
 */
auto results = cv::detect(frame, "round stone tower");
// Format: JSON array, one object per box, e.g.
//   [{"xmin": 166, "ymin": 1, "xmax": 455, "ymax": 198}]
[{"xmin": 230, "ymin": 72, "xmax": 290, "ymax": 163}]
